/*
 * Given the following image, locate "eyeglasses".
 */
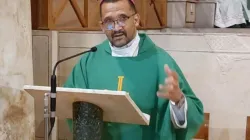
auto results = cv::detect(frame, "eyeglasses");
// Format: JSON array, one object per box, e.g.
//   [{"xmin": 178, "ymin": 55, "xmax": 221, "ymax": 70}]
[{"xmin": 101, "ymin": 13, "xmax": 137, "ymax": 30}]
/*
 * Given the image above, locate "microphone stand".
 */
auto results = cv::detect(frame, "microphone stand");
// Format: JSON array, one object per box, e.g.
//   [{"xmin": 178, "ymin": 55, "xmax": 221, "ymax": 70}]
[
  {"xmin": 44, "ymin": 93, "xmax": 50, "ymax": 140},
  {"xmin": 44, "ymin": 47, "xmax": 97, "ymax": 140}
]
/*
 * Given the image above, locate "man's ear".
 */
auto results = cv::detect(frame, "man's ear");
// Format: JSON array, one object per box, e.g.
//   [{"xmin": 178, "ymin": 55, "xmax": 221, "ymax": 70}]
[
  {"xmin": 99, "ymin": 21, "xmax": 105, "ymax": 32},
  {"xmin": 134, "ymin": 13, "xmax": 140, "ymax": 27}
]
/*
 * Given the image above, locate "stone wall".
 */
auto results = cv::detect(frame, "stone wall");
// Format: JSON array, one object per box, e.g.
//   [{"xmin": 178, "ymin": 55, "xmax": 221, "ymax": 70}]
[{"xmin": 0, "ymin": 0, "xmax": 34, "ymax": 140}]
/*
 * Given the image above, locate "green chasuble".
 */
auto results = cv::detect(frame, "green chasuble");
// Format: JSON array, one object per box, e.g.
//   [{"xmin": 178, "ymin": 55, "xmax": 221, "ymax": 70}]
[{"xmin": 64, "ymin": 33, "xmax": 204, "ymax": 140}]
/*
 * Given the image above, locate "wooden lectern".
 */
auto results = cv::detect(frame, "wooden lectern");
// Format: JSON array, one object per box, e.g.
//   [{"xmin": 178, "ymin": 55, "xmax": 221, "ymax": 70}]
[{"xmin": 23, "ymin": 85, "xmax": 150, "ymax": 140}]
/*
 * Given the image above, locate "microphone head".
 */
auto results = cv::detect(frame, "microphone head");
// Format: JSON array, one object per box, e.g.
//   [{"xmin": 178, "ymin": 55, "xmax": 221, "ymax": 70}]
[{"xmin": 91, "ymin": 47, "xmax": 97, "ymax": 52}]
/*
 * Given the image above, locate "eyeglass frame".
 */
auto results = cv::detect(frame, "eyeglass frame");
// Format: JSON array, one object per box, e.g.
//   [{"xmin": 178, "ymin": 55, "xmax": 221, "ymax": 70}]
[{"xmin": 100, "ymin": 12, "xmax": 137, "ymax": 31}]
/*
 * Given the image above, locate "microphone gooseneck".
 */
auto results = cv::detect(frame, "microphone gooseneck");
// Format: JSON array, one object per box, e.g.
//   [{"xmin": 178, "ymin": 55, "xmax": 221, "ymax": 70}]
[{"xmin": 48, "ymin": 47, "xmax": 97, "ymax": 137}]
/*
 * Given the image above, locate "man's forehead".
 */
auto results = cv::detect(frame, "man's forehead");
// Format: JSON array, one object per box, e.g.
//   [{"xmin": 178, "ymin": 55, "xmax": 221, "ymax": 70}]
[
  {"xmin": 101, "ymin": 1, "xmax": 132, "ymax": 18},
  {"xmin": 100, "ymin": 0, "xmax": 135, "ymax": 5}
]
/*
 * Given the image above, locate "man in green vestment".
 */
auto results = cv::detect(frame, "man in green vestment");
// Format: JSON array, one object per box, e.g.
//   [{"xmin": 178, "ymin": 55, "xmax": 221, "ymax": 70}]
[{"xmin": 64, "ymin": 0, "xmax": 204, "ymax": 139}]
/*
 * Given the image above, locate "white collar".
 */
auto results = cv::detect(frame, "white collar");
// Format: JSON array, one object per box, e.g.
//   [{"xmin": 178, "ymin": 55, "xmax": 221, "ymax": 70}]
[{"xmin": 109, "ymin": 32, "xmax": 140, "ymax": 57}]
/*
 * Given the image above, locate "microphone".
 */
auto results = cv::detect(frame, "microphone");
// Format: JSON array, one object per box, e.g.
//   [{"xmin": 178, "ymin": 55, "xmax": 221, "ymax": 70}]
[{"xmin": 48, "ymin": 46, "xmax": 97, "ymax": 136}]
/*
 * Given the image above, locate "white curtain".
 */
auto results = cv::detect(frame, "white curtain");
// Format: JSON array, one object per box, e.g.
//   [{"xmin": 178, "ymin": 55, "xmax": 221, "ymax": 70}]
[
  {"xmin": 242, "ymin": 0, "xmax": 250, "ymax": 20},
  {"xmin": 215, "ymin": 0, "xmax": 250, "ymax": 28}
]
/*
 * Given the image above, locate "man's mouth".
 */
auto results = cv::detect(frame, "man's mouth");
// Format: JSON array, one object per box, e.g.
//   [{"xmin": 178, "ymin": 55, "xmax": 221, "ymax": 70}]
[{"xmin": 113, "ymin": 33, "xmax": 124, "ymax": 38}]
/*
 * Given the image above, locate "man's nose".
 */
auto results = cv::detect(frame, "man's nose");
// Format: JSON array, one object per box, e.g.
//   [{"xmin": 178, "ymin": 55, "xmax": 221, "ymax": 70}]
[{"xmin": 113, "ymin": 21, "xmax": 122, "ymax": 31}]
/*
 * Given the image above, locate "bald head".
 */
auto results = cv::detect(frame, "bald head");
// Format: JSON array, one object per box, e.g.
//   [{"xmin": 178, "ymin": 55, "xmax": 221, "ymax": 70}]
[{"xmin": 100, "ymin": 0, "xmax": 137, "ymax": 17}]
